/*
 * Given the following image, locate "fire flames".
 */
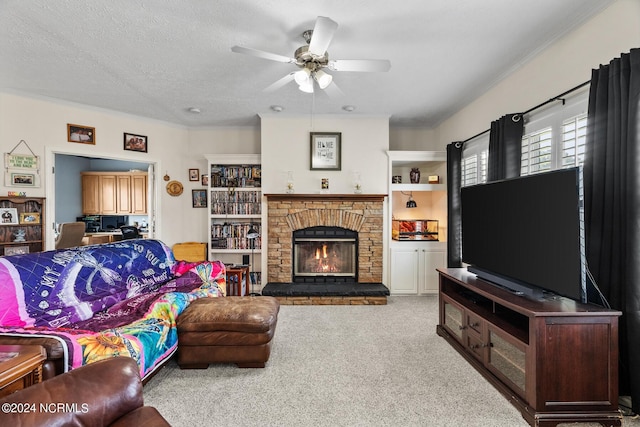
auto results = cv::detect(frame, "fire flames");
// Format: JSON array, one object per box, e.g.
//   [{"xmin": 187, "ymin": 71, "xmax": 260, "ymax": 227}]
[{"xmin": 308, "ymin": 244, "xmax": 341, "ymax": 273}]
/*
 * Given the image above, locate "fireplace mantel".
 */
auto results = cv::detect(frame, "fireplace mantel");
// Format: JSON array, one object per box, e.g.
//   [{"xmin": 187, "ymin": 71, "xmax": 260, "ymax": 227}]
[{"xmin": 264, "ymin": 193, "xmax": 387, "ymax": 202}]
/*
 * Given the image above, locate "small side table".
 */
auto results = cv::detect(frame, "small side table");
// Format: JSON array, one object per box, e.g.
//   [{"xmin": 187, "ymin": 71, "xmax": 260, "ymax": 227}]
[
  {"xmin": 226, "ymin": 265, "xmax": 250, "ymax": 296},
  {"xmin": 0, "ymin": 345, "xmax": 46, "ymax": 398}
]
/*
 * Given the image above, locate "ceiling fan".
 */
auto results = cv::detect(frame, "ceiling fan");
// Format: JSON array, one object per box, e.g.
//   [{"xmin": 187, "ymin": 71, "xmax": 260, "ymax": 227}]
[{"xmin": 231, "ymin": 16, "xmax": 391, "ymax": 94}]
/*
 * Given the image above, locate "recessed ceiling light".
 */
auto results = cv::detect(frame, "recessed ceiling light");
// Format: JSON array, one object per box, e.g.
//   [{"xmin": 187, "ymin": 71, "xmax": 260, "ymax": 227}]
[
  {"xmin": 188, "ymin": 107, "xmax": 201, "ymax": 114},
  {"xmin": 342, "ymin": 105, "xmax": 356, "ymax": 112},
  {"xmin": 270, "ymin": 105, "xmax": 284, "ymax": 112}
]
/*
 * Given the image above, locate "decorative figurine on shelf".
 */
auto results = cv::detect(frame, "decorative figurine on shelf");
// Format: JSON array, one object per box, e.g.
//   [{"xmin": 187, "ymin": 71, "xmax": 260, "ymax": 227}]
[
  {"xmin": 13, "ymin": 229, "xmax": 26, "ymax": 242},
  {"xmin": 410, "ymin": 168, "xmax": 421, "ymax": 184},
  {"xmin": 286, "ymin": 171, "xmax": 294, "ymax": 194},
  {"xmin": 353, "ymin": 171, "xmax": 362, "ymax": 194}
]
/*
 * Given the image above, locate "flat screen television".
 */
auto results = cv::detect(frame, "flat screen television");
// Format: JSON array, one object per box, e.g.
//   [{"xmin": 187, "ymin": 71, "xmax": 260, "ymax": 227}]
[{"xmin": 461, "ymin": 167, "xmax": 586, "ymax": 302}]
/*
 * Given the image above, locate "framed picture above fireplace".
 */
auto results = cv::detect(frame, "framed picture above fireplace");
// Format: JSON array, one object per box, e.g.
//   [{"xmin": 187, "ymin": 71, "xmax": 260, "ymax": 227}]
[{"xmin": 310, "ymin": 132, "xmax": 341, "ymax": 170}]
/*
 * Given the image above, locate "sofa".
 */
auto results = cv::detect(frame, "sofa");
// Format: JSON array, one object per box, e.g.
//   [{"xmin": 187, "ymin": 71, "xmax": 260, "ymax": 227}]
[
  {"xmin": 0, "ymin": 239, "xmax": 226, "ymax": 380},
  {"xmin": 0, "ymin": 356, "xmax": 170, "ymax": 426}
]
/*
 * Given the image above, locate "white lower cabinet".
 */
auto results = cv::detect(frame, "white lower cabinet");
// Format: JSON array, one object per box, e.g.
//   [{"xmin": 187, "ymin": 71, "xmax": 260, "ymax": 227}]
[{"xmin": 390, "ymin": 242, "xmax": 446, "ymax": 295}]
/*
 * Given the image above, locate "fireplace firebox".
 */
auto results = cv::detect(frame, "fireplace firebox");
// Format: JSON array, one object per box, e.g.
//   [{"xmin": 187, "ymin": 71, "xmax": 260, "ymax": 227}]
[{"xmin": 292, "ymin": 226, "xmax": 357, "ymax": 283}]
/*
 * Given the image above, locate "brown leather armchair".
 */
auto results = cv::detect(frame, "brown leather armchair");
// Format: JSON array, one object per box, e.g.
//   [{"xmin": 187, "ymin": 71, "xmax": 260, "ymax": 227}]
[{"xmin": 0, "ymin": 357, "xmax": 170, "ymax": 426}]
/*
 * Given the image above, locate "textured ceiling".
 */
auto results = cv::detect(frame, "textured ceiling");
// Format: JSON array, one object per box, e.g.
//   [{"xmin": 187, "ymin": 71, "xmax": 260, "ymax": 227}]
[{"xmin": 0, "ymin": 0, "xmax": 613, "ymax": 128}]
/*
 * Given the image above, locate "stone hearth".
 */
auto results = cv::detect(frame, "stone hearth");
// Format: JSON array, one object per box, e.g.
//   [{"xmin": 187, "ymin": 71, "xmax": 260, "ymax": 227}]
[{"xmin": 264, "ymin": 194, "xmax": 389, "ymax": 305}]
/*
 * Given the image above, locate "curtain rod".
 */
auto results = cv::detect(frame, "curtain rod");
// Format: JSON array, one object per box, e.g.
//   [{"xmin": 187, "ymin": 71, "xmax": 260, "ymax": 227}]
[{"xmin": 461, "ymin": 79, "xmax": 590, "ymax": 144}]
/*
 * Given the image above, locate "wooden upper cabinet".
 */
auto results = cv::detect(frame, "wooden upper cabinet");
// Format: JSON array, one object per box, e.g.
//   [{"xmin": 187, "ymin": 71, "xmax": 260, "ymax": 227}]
[
  {"xmin": 81, "ymin": 174, "xmax": 101, "ymax": 215},
  {"xmin": 82, "ymin": 172, "xmax": 147, "ymax": 215},
  {"xmin": 131, "ymin": 174, "xmax": 147, "ymax": 214},
  {"xmin": 116, "ymin": 174, "xmax": 132, "ymax": 214},
  {"xmin": 100, "ymin": 175, "xmax": 118, "ymax": 214}
]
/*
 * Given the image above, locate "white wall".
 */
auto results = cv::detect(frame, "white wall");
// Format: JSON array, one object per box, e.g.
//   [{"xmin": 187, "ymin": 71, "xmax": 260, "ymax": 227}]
[
  {"xmin": 0, "ymin": 92, "xmax": 192, "ymax": 247},
  {"xmin": 434, "ymin": 0, "xmax": 640, "ymax": 148},
  {"xmin": 259, "ymin": 114, "xmax": 389, "ymax": 194}
]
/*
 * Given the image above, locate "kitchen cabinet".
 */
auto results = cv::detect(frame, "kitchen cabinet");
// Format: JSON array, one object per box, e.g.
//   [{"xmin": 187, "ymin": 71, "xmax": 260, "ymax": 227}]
[{"xmin": 81, "ymin": 172, "xmax": 147, "ymax": 215}]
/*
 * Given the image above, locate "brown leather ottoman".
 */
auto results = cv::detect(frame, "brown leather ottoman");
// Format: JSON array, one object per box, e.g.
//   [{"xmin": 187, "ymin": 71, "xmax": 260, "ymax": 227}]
[{"xmin": 177, "ymin": 296, "xmax": 280, "ymax": 369}]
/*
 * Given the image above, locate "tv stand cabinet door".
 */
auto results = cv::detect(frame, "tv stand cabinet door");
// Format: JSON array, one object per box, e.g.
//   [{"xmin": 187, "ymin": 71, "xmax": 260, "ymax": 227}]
[
  {"xmin": 534, "ymin": 316, "xmax": 619, "ymax": 414},
  {"xmin": 440, "ymin": 295, "xmax": 465, "ymax": 343}
]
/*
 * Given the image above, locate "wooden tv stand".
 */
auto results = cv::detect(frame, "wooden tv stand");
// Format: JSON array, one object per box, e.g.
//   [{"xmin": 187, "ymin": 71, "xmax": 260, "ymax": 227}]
[{"xmin": 436, "ymin": 268, "xmax": 622, "ymax": 427}]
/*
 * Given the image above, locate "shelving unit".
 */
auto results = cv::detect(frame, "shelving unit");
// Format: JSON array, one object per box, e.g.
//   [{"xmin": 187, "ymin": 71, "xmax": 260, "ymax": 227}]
[
  {"xmin": 386, "ymin": 151, "xmax": 447, "ymax": 294},
  {"xmin": 437, "ymin": 268, "xmax": 622, "ymax": 427},
  {"xmin": 0, "ymin": 197, "xmax": 46, "ymax": 255},
  {"xmin": 205, "ymin": 154, "xmax": 262, "ymax": 289}
]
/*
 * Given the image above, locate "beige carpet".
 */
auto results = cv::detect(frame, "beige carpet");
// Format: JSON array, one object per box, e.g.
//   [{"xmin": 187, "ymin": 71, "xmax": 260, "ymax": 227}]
[{"xmin": 143, "ymin": 296, "xmax": 639, "ymax": 427}]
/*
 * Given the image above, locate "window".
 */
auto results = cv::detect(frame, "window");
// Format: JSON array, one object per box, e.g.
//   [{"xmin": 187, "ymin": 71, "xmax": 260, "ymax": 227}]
[
  {"xmin": 461, "ymin": 134, "xmax": 488, "ymax": 187},
  {"xmin": 561, "ymin": 114, "xmax": 587, "ymax": 168},
  {"xmin": 520, "ymin": 90, "xmax": 589, "ymax": 176},
  {"xmin": 460, "ymin": 89, "xmax": 588, "ymax": 185},
  {"xmin": 521, "ymin": 127, "xmax": 552, "ymax": 175}
]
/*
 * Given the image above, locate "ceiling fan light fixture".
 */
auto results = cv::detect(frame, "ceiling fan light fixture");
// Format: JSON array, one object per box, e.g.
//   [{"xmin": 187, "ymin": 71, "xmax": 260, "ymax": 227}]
[
  {"xmin": 313, "ymin": 69, "xmax": 333, "ymax": 89},
  {"xmin": 294, "ymin": 68, "xmax": 311, "ymax": 85},
  {"xmin": 298, "ymin": 78, "xmax": 314, "ymax": 93}
]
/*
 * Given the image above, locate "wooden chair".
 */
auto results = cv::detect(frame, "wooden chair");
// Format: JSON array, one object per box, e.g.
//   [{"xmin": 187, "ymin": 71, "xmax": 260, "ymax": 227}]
[{"xmin": 55, "ymin": 222, "xmax": 86, "ymax": 249}]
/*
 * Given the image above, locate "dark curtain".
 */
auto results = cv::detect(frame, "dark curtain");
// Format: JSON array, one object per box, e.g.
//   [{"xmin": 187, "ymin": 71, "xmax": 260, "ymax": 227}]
[
  {"xmin": 487, "ymin": 114, "xmax": 524, "ymax": 181},
  {"xmin": 446, "ymin": 142, "xmax": 463, "ymax": 267},
  {"xmin": 583, "ymin": 48, "xmax": 640, "ymax": 412}
]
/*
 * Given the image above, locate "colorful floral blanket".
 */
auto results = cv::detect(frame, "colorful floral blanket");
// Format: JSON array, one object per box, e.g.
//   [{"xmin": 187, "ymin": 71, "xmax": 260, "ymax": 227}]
[{"xmin": 0, "ymin": 240, "xmax": 225, "ymax": 379}]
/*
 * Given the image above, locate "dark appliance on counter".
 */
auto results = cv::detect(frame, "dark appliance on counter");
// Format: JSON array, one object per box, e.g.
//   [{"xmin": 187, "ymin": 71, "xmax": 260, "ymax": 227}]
[
  {"xmin": 76, "ymin": 215, "xmax": 128, "ymax": 232},
  {"xmin": 100, "ymin": 215, "xmax": 128, "ymax": 232},
  {"xmin": 76, "ymin": 215, "xmax": 101, "ymax": 232}
]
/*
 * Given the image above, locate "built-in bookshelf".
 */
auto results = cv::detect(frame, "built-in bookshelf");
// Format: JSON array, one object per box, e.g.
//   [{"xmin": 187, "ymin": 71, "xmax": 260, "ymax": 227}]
[{"xmin": 205, "ymin": 154, "xmax": 262, "ymax": 288}]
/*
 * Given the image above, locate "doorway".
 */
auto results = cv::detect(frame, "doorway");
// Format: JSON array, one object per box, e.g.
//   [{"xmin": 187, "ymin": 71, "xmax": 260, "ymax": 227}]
[{"xmin": 45, "ymin": 148, "xmax": 158, "ymax": 250}]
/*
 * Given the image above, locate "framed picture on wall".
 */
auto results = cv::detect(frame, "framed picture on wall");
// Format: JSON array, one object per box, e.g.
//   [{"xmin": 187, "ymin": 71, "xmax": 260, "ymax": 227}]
[
  {"xmin": 189, "ymin": 169, "xmax": 199, "ymax": 181},
  {"xmin": 124, "ymin": 133, "xmax": 148, "ymax": 153},
  {"xmin": 192, "ymin": 189, "xmax": 207, "ymax": 208},
  {"xmin": 67, "ymin": 124, "xmax": 95, "ymax": 144},
  {"xmin": 9, "ymin": 172, "xmax": 36, "ymax": 187},
  {"xmin": 310, "ymin": 132, "xmax": 341, "ymax": 170}
]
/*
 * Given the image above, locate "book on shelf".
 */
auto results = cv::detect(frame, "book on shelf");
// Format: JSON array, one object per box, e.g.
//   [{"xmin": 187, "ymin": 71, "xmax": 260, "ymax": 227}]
[
  {"xmin": 210, "ymin": 165, "xmax": 261, "ymax": 188},
  {"xmin": 209, "ymin": 190, "xmax": 261, "ymax": 215},
  {"xmin": 210, "ymin": 223, "xmax": 261, "ymax": 250}
]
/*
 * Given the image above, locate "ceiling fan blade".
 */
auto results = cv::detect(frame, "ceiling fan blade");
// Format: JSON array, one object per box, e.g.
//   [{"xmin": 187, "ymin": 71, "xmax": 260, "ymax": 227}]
[
  {"xmin": 231, "ymin": 46, "xmax": 295, "ymax": 64},
  {"xmin": 323, "ymin": 81, "xmax": 345, "ymax": 99},
  {"xmin": 264, "ymin": 72, "xmax": 296, "ymax": 92},
  {"xmin": 329, "ymin": 59, "xmax": 392, "ymax": 72},
  {"xmin": 308, "ymin": 16, "xmax": 338, "ymax": 57}
]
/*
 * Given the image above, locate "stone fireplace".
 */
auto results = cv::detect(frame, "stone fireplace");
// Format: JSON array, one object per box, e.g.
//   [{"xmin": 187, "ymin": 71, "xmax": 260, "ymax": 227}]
[{"xmin": 263, "ymin": 194, "xmax": 388, "ymax": 304}]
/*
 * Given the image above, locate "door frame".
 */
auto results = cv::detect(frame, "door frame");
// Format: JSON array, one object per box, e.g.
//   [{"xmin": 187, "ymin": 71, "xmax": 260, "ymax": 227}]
[{"xmin": 45, "ymin": 146, "xmax": 161, "ymax": 250}]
